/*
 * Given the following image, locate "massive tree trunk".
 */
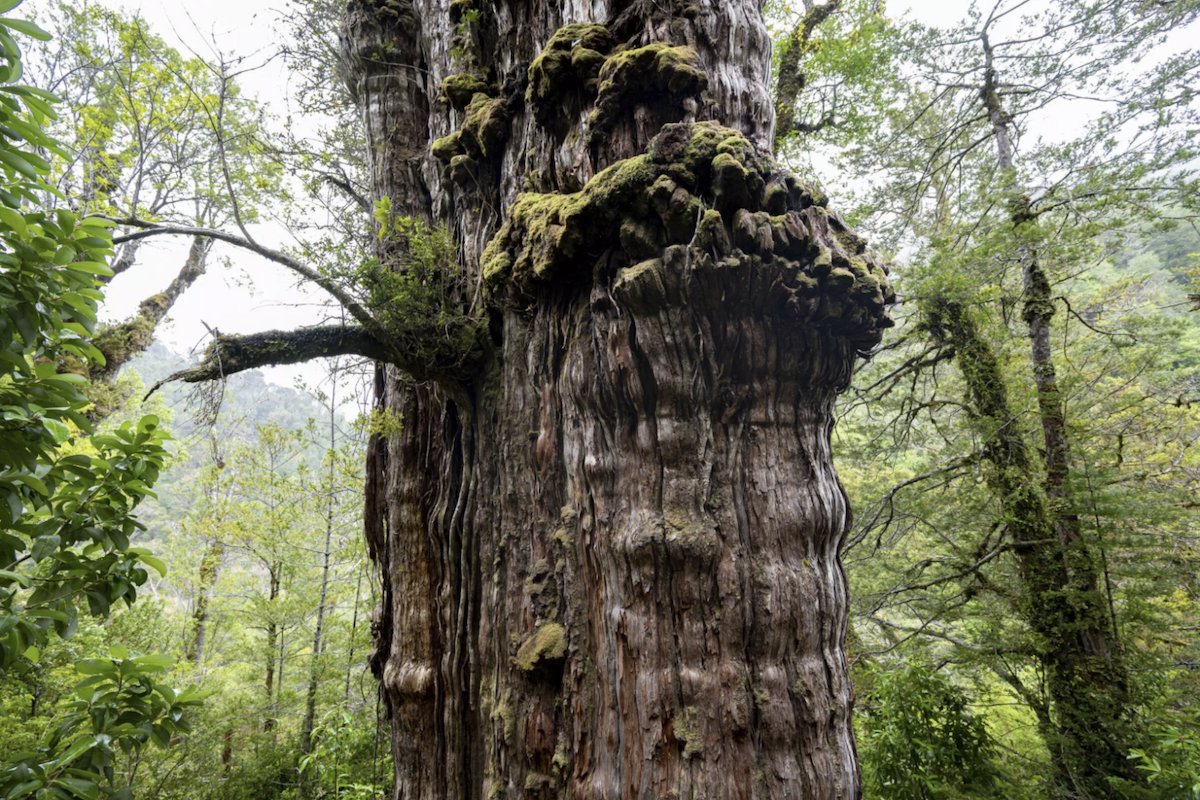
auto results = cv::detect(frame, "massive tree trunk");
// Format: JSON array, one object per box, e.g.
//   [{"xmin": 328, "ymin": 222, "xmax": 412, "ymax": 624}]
[{"xmin": 341, "ymin": 2, "xmax": 891, "ymax": 798}]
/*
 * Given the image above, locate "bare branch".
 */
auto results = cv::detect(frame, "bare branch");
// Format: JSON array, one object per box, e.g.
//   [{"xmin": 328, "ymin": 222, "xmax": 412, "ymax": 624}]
[{"xmin": 105, "ymin": 216, "xmax": 381, "ymax": 336}]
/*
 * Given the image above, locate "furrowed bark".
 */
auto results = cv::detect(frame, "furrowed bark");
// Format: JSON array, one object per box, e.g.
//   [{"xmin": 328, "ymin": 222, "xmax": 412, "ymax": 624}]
[{"xmin": 340, "ymin": 1, "xmax": 892, "ymax": 798}]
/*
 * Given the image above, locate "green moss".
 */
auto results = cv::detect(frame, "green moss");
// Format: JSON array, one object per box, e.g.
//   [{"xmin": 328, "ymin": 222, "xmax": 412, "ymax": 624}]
[
  {"xmin": 461, "ymin": 94, "xmax": 507, "ymax": 157},
  {"xmin": 431, "ymin": 94, "xmax": 508, "ymax": 178},
  {"xmin": 552, "ymin": 742, "xmax": 569, "ymax": 771},
  {"xmin": 525, "ymin": 558, "xmax": 551, "ymax": 596},
  {"xmin": 589, "ymin": 44, "xmax": 707, "ymax": 139},
  {"xmin": 92, "ymin": 313, "xmax": 157, "ymax": 377},
  {"xmin": 482, "ymin": 155, "xmax": 656, "ymax": 288},
  {"xmin": 491, "ymin": 690, "xmax": 517, "ymax": 744},
  {"xmin": 524, "ymin": 772, "xmax": 554, "ymax": 792},
  {"xmin": 440, "ymin": 73, "xmax": 492, "ymax": 110},
  {"xmin": 481, "ymin": 120, "xmax": 893, "ymax": 344},
  {"xmin": 526, "ymin": 23, "xmax": 616, "ymax": 127},
  {"xmin": 449, "ymin": 154, "xmax": 476, "ymax": 185},
  {"xmin": 431, "ymin": 133, "xmax": 464, "ymax": 162},
  {"xmin": 515, "ymin": 622, "xmax": 567, "ymax": 671}
]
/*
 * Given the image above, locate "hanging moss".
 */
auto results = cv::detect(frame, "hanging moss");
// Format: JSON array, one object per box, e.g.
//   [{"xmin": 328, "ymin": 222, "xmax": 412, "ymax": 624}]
[
  {"xmin": 514, "ymin": 622, "xmax": 567, "ymax": 671},
  {"xmin": 526, "ymin": 23, "xmax": 616, "ymax": 128},
  {"xmin": 587, "ymin": 44, "xmax": 707, "ymax": 141}
]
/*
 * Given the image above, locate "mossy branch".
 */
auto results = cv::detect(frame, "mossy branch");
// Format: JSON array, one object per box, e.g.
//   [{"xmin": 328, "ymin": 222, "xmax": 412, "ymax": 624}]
[
  {"xmin": 148, "ymin": 325, "xmax": 391, "ymax": 394},
  {"xmin": 774, "ymin": 0, "xmax": 843, "ymax": 149},
  {"xmin": 93, "ymin": 237, "xmax": 213, "ymax": 382}
]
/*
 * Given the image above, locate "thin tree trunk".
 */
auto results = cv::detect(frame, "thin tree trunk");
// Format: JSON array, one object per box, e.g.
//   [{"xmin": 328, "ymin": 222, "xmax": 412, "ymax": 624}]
[
  {"xmin": 190, "ymin": 437, "xmax": 227, "ymax": 667},
  {"xmin": 342, "ymin": 2, "xmax": 892, "ymax": 797},
  {"xmin": 265, "ymin": 565, "xmax": 281, "ymax": 733},
  {"xmin": 221, "ymin": 729, "xmax": 233, "ymax": 776},
  {"xmin": 302, "ymin": 378, "xmax": 339, "ymax": 758},
  {"xmin": 972, "ymin": 35, "xmax": 1134, "ymax": 795},
  {"xmin": 921, "ymin": 297, "xmax": 1133, "ymax": 796},
  {"xmin": 344, "ymin": 564, "xmax": 364, "ymax": 702},
  {"xmin": 187, "ymin": 539, "xmax": 223, "ymax": 667}
]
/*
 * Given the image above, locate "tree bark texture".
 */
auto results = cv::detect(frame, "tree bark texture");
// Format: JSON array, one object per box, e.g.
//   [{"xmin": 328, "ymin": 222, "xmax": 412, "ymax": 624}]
[{"xmin": 341, "ymin": 2, "xmax": 892, "ymax": 798}]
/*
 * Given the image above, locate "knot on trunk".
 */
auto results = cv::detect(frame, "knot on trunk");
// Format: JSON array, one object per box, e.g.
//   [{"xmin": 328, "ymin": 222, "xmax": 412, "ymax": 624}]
[
  {"xmin": 431, "ymin": 93, "xmax": 510, "ymax": 187},
  {"xmin": 482, "ymin": 121, "xmax": 895, "ymax": 351}
]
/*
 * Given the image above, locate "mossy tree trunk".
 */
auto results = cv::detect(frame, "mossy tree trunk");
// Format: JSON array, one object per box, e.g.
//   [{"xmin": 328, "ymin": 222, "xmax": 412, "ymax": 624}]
[{"xmin": 340, "ymin": 2, "xmax": 891, "ymax": 798}]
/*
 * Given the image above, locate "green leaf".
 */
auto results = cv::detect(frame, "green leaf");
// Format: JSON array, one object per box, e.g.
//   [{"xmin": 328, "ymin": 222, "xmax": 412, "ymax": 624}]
[
  {"xmin": 55, "ymin": 777, "xmax": 100, "ymax": 800},
  {"xmin": 0, "ymin": 202, "xmax": 26, "ymax": 234},
  {"xmin": 0, "ymin": 16, "xmax": 52, "ymax": 41},
  {"xmin": 138, "ymin": 553, "xmax": 167, "ymax": 577},
  {"xmin": 76, "ymin": 659, "xmax": 117, "ymax": 677},
  {"xmin": 0, "ymin": 146, "xmax": 37, "ymax": 178}
]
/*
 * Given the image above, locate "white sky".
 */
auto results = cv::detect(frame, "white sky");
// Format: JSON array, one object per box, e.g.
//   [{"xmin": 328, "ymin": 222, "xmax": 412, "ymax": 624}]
[{"xmin": 51, "ymin": 0, "xmax": 960, "ymax": 390}]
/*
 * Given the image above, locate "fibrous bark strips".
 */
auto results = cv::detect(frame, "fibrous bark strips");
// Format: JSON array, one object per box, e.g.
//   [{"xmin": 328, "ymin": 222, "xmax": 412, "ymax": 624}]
[{"xmin": 340, "ymin": 1, "xmax": 893, "ymax": 798}]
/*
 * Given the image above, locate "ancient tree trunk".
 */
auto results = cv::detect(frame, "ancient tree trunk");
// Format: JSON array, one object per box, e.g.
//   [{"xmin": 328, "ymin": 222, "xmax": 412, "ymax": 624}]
[{"xmin": 341, "ymin": 2, "xmax": 891, "ymax": 798}]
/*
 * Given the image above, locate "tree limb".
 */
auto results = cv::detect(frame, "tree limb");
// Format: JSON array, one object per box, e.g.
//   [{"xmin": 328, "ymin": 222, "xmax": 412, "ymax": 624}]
[
  {"xmin": 322, "ymin": 173, "xmax": 373, "ymax": 212},
  {"xmin": 773, "ymin": 0, "xmax": 843, "ymax": 149},
  {"xmin": 92, "ymin": 236, "xmax": 214, "ymax": 382},
  {"xmin": 148, "ymin": 325, "xmax": 389, "ymax": 394},
  {"xmin": 105, "ymin": 216, "xmax": 382, "ymax": 338}
]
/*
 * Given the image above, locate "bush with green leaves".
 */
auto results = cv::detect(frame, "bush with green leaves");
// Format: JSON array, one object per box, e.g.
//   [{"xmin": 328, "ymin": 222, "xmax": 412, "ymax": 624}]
[
  {"xmin": 0, "ymin": 3, "xmax": 198, "ymax": 797},
  {"xmin": 0, "ymin": 0, "xmax": 168, "ymax": 668},
  {"xmin": 0, "ymin": 646, "xmax": 202, "ymax": 800},
  {"xmin": 858, "ymin": 661, "xmax": 1000, "ymax": 800}
]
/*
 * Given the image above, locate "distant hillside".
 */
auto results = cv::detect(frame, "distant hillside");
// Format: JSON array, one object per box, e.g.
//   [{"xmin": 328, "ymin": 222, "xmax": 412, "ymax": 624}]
[{"xmin": 121, "ymin": 344, "xmax": 356, "ymax": 545}]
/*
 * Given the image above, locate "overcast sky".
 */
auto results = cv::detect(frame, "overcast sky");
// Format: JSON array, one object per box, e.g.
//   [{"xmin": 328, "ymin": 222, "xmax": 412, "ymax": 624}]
[{"xmin": 44, "ymin": 0, "xmax": 963, "ymax": 392}]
